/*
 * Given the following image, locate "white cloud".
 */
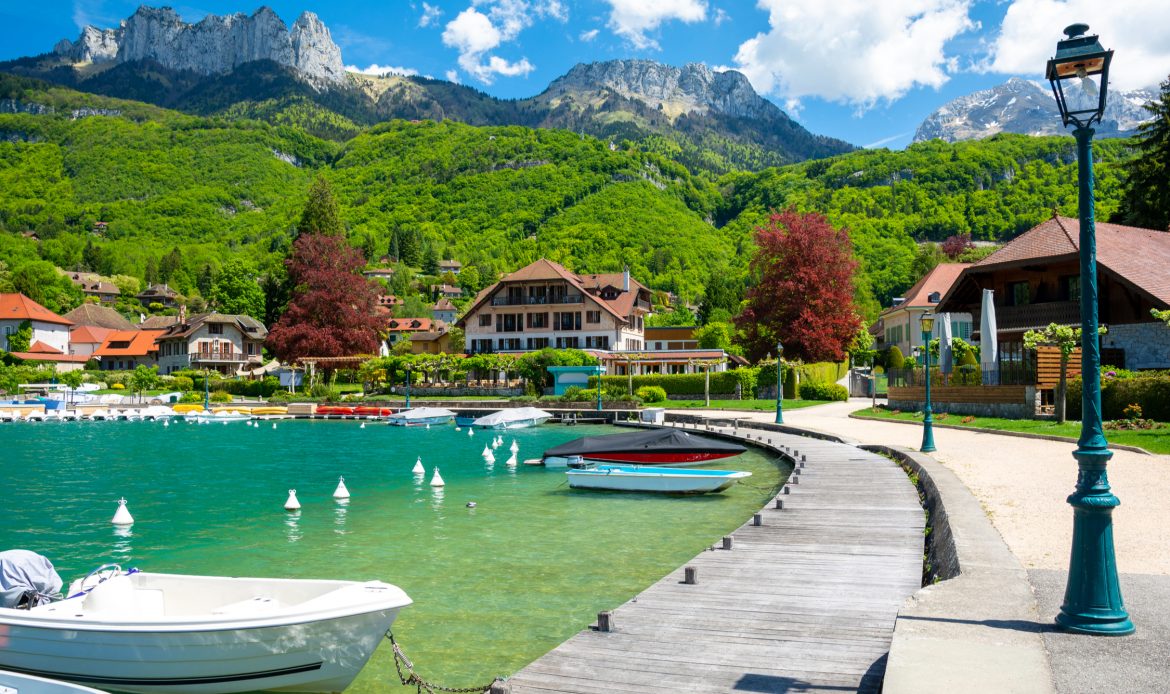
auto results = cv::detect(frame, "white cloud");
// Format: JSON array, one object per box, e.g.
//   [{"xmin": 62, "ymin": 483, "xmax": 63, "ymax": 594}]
[
  {"xmin": 985, "ymin": 0, "xmax": 1170, "ymax": 91},
  {"xmin": 442, "ymin": 2, "xmax": 548, "ymax": 83},
  {"xmin": 731, "ymin": 0, "xmax": 976, "ymax": 109},
  {"xmin": 601, "ymin": 0, "xmax": 708, "ymax": 50},
  {"xmin": 580, "ymin": 28, "xmax": 600, "ymax": 42},
  {"xmin": 419, "ymin": 2, "xmax": 443, "ymax": 28},
  {"xmin": 713, "ymin": 8, "xmax": 730, "ymax": 26},
  {"xmin": 347, "ymin": 64, "xmax": 420, "ymax": 77},
  {"xmin": 446, "ymin": 69, "xmax": 461, "ymax": 83}
]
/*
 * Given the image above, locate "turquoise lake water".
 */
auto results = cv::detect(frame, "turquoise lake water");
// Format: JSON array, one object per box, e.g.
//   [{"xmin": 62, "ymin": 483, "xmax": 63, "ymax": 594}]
[{"xmin": 1, "ymin": 419, "xmax": 787, "ymax": 691}]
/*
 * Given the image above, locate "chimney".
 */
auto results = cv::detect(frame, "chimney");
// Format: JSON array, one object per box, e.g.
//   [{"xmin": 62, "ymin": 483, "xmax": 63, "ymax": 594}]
[
  {"xmin": 623, "ymin": 265, "xmax": 630, "ymax": 292},
  {"xmin": 179, "ymin": 305, "xmax": 186, "ymax": 324}
]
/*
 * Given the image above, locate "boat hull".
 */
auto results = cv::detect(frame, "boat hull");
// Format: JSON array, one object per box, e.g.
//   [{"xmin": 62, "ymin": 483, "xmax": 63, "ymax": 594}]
[
  {"xmin": 387, "ymin": 416, "xmax": 453, "ymax": 427},
  {"xmin": 566, "ymin": 465, "xmax": 751, "ymax": 494},
  {"xmin": 544, "ymin": 450, "xmax": 740, "ymax": 467}
]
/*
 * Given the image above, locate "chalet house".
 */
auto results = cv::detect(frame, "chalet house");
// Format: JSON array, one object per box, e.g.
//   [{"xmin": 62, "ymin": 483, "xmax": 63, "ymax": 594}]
[
  {"xmin": 386, "ymin": 318, "xmax": 439, "ymax": 345},
  {"xmin": 137, "ymin": 283, "xmax": 181, "ymax": 309},
  {"xmin": 0, "ymin": 293, "xmax": 72, "ymax": 354},
  {"xmin": 69, "ymin": 325, "xmax": 115, "ymax": 357},
  {"xmin": 438, "ymin": 259, "xmax": 463, "ymax": 275},
  {"xmin": 375, "ymin": 294, "xmax": 403, "ymax": 317},
  {"xmin": 432, "ymin": 298, "xmax": 457, "ymax": 324},
  {"xmin": 456, "ymin": 259, "xmax": 652, "ymax": 354},
  {"xmin": 95, "ymin": 329, "xmax": 165, "ymax": 371},
  {"xmin": 64, "ymin": 303, "xmax": 135, "ymax": 331},
  {"xmin": 67, "ymin": 273, "xmax": 121, "ymax": 305},
  {"xmin": 937, "ymin": 216, "xmax": 1170, "ymax": 370},
  {"xmin": 436, "ymin": 284, "xmax": 463, "ymax": 300},
  {"xmin": 645, "ymin": 326, "xmax": 699, "ymax": 351},
  {"xmin": 155, "ymin": 312, "xmax": 267, "ymax": 375},
  {"xmin": 410, "ymin": 327, "xmax": 454, "ymax": 355},
  {"xmin": 363, "ymin": 268, "xmax": 397, "ymax": 282},
  {"xmin": 872, "ymin": 263, "xmax": 973, "ymax": 357}
]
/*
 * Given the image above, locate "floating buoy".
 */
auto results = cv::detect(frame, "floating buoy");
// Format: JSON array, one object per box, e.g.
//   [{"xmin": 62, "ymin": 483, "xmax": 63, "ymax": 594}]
[
  {"xmin": 111, "ymin": 498, "xmax": 134, "ymax": 526},
  {"xmin": 466, "ymin": 501, "xmax": 477, "ymax": 508},
  {"xmin": 413, "ymin": 458, "xmax": 425, "ymax": 474},
  {"xmin": 505, "ymin": 453, "xmax": 518, "ymax": 467},
  {"xmin": 482, "ymin": 445, "xmax": 491, "ymax": 458},
  {"xmin": 284, "ymin": 489, "xmax": 300, "ymax": 511},
  {"xmin": 333, "ymin": 476, "xmax": 350, "ymax": 500},
  {"xmin": 360, "ymin": 423, "xmax": 366, "ymax": 429},
  {"xmin": 510, "ymin": 439, "xmax": 519, "ymax": 453},
  {"xmin": 430, "ymin": 467, "xmax": 445, "ymax": 487},
  {"xmin": 272, "ymin": 422, "xmax": 277, "ymax": 429},
  {"xmin": 425, "ymin": 423, "xmax": 431, "ymax": 430},
  {"xmin": 468, "ymin": 428, "xmax": 474, "ymax": 437},
  {"xmin": 485, "ymin": 450, "xmax": 496, "ymax": 464},
  {"xmin": 455, "ymin": 426, "xmax": 461, "ymax": 432}
]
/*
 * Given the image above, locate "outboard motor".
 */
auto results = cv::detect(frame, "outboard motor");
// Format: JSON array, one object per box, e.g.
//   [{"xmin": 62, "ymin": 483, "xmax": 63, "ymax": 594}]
[{"xmin": 0, "ymin": 549, "xmax": 63, "ymax": 609}]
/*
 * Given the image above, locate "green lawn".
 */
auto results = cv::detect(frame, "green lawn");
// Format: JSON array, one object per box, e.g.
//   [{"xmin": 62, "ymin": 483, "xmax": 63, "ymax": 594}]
[
  {"xmin": 669, "ymin": 399, "xmax": 833, "ymax": 411},
  {"xmin": 853, "ymin": 406, "xmax": 1170, "ymax": 455}
]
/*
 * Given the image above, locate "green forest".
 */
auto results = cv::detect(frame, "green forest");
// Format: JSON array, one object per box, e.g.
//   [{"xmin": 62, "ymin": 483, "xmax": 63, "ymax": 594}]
[{"xmin": 0, "ymin": 72, "xmax": 1142, "ymax": 322}]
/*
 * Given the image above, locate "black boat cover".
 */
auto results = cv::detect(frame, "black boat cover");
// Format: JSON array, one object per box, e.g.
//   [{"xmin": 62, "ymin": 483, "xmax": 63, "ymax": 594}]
[{"xmin": 543, "ymin": 428, "xmax": 746, "ymax": 457}]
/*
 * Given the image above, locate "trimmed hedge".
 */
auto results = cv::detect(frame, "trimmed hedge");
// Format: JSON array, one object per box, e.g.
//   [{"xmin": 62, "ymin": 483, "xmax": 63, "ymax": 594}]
[
  {"xmin": 635, "ymin": 385, "xmax": 667, "ymax": 403},
  {"xmin": 1067, "ymin": 373, "xmax": 1170, "ymax": 421},
  {"xmin": 594, "ymin": 372, "xmax": 749, "ymax": 396},
  {"xmin": 799, "ymin": 381, "xmax": 849, "ymax": 401}
]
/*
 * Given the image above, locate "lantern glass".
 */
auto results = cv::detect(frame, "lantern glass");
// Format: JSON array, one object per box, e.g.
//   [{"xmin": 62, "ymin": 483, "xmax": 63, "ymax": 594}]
[
  {"xmin": 1046, "ymin": 24, "xmax": 1112, "ymax": 127},
  {"xmin": 920, "ymin": 313, "xmax": 935, "ymax": 334}
]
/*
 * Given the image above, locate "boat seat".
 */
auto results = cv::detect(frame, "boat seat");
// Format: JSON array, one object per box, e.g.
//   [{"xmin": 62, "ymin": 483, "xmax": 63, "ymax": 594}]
[{"xmin": 211, "ymin": 595, "xmax": 281, "ymax": 616}]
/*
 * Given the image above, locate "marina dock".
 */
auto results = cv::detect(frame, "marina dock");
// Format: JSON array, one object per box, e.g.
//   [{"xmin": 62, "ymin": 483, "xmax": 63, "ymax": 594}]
[{"xmin": 503, "ymin": 423, "xmax": 926, "ymax": 693}]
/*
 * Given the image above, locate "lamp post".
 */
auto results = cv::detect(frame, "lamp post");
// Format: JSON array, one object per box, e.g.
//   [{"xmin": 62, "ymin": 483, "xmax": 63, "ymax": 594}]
[
  {"xmin": 595, "ymin": 364, "xmax": 604, "ymax": 412},
  {"xmin": 1047, "ymin": 24, "xmax": 1133, "ymax": 635},
  {"xmin": 405, "ymin": 366, "xmax": 411, "ymax": 409},
  {"xmin": 919, "ymin": 313, "xmax": 936, "ymax": 453},
  {"xmin": 774, "ymin": 340, "xmax": 784, "ymax": 424}
]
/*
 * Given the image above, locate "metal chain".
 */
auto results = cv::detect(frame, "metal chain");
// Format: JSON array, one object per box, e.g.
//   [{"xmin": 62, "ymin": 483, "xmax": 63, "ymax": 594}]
[{"xmin": 386, "ymin": 631, "xmax": 499, "ymax": 694}]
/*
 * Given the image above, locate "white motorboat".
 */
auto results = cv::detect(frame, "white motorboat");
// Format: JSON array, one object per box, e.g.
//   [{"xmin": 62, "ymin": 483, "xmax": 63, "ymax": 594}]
[
  {"xmin": 0, "ymin": 567, "xmax": 412, "ymax": 694},
  {"xmin": 566, "ymin": 464, "xmax": 752, "ymax": 494},
  {"xmin": 0, "ymin": 669, "xmax": 110, "ymax": 694},
  {"xmin": 187, "ymin": 410, "xmax": 252, "ymax": 424},
  {"xmin": 84, "ymin": 409, "xmax": 110, "ymax": 421},
  {"xmin": 386, "ymin": 407, "xmax": 456, "ymax": 427},
  {"xmin": 471, "ymin": 407, "xmax": 552, "ymax": 430}
]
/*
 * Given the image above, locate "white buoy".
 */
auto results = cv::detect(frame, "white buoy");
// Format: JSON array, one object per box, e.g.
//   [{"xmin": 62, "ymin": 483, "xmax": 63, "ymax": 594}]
[
  {"xmin": 510, "ymin": 439, "xmax": 519, "ymax": 453},
  {"xmin": 273, "ymin": 422, "xmax": 277, "ymax": 429},
  {"xmin": 360, "ymin": 423, "xmax": 366, "ymax": 429},
  {"xmin": 482, "ymin": 445, "xmax": 491, "ymax": 458},
  {"xmin": 506, "ymin": 453, "xmax": 518, "ymax": 467},
  {"xmin": 111, "ymin": 498, "xmax": 134, "ymax": 526},
  {"xmin": 163, "ymin": 419, "xmax": 170, "ymax": 427},
  {"xmin": 455, "ymin": 426, "xmax": 462, "ymax": 432},
  {"xmin": 485, "ymin": 450, "xmax": 496, "ymax": 464},
  {"xmin": 333, "ymin": 476, "xmax": 350, "ymax": 500},
  {"xmin": 284, "ymin": 489, "xmax": 300, "ymax": 511},
  {"xmin": 466, "ymin": 501, "xmax": 477, "ymax": 508},
  {"xmin": 430, "ymin": 467, "xmax": 445, "ymax": 487},
  {"xmin": 468, "ymin": 428, "xmax": 474, "ymax": 437},
  {"xmin": 413, "ymin": 458, "xmax": 425, "ymax": 474},
  {"xmin": 426, "ymin": 423, "xmax": 431, "ymax": 430}
]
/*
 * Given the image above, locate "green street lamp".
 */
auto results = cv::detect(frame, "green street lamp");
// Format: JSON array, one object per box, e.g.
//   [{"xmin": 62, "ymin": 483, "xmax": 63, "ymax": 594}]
[
  {"xmin": 919, "ymin": 313, "xmax": 936, "ymax": 453},
  {"xmin": 1047, "ymin": 24, "xmax": 1133, "ymax": 636},
  {"xmin": 596, "ymin": 364, "xmax": 605, "ymax": 412},
  {"xmin": 774, "ymin": 340, "xmax": 784, "ymax": 424},
  {"xmin": 405, "ymin": 366, "xmax": 411, "ymax": 409}
]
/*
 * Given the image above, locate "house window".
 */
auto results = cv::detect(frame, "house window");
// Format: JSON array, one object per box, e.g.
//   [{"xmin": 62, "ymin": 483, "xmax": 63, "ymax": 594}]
[
  {"xmin": 527, "ymin": 337, "xmax": 550, "ymax": 350},
  {"xmin": 473, "ymin": 339, "xmax": 493, "ymax": 353},
  {"xmin": 954, "ymin": 321, "xmax": 972, "ymax": 340},
  {"xmin": 499, "ymin": 338, "xmax": 521, "ymax": 351},
  {"xmin": 496, "ymin": 314, "xmax": 519, "ymax": 332},
  {"xmin": 527, "ymin": 312, "xmax": 548, "ymax": 329},
  {"xmin": 209, "ymin": 323, "xmax": 224, "ymax": 335},
  {"xmin": 586, "ymin": 310, "xmax": 601, "ymax": 324},
  {"xmin": 556, "ymin": 336, "xmax": 580, "ymax": 349},
  {"xmin": 1064, "ymin": 276, "xmax": 1081, "ymax": 303},
  {"xmin": 247, "ymin": 343, "xmax": 255, "ymax": 355},
  {"xmin": 586, "ymin": 336, "xmax": 610, "ymax": 349},
  {"xmin": 479, "ymin": 314, "xmax": 492, "ymax": 327},
  {"xmin": 1008, "ymin": 281, "xmax": 1030, "ymax": 306}
]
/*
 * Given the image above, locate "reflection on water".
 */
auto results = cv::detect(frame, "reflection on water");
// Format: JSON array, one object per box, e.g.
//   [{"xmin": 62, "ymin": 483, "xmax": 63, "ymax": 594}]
[
  {"xmin": 334, "ymin": 499, "xmax": 349, "ymax": 535},
  {"xmin": 111, "ymin": 525, "xmax": 133, "ymax": 560},
  {"xmin": 285, "ymin": 510, "xmax": 302, "ymax": 543}
]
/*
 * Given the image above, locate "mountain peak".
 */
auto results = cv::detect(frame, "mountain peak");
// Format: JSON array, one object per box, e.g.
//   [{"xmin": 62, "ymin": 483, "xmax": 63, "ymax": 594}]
[{"xmin": 53, "ymin": 4, "xmax": 344, "ymax": 85}]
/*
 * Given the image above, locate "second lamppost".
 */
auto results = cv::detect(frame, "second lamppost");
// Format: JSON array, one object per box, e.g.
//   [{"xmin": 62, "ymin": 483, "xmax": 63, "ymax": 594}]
[
  {"xmin": 774, "ymin": 340, "xmax": 784, "ymax": 424},
  {"xmin": 919, "ymin": 312, "xmax": 936, "ymax": 453}
]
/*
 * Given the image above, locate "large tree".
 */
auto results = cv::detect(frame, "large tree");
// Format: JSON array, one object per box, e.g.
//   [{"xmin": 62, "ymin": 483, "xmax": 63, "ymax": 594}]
[
  {"xmin": 1120, "ymin": 74, "xmax": 1170, "ymax": 230},
  {"xmin": 735, "ymin": 209, "xmax": 861, "ymax": 362},
  {"xmin": 297, "ymin": 176, "xmax": 344, "ymax": 238},
  {"xmin": 208, "ymin": 259, "xmax": 265, "ymax": 319}
]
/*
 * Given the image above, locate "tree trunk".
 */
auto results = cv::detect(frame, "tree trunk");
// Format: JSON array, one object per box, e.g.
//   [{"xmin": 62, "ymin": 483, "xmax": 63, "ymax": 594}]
[{"xmin": 1057, "ymin": 356, "xmax": 1068, "ymax": 424}]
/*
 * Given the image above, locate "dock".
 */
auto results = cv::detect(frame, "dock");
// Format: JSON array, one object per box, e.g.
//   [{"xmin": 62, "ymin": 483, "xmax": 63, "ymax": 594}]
[{"xmin": 502, "ymin": 423, "xmax": 925, "ymax": 693}]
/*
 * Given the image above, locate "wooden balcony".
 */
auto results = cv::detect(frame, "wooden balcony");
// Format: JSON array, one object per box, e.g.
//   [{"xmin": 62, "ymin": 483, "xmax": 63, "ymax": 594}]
[{"xmin": 992, "ymin": 301, "xmax": 1080, "ymax": 332}]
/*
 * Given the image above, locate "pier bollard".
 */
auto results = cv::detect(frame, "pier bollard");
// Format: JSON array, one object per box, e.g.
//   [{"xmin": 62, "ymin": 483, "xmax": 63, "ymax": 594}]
[
  {"xmin": 598, "ymin": 611, "xmax": 614, "ymax": 632},
  {"xmin": 489, "ymin": 679, "xmax": 512, "ymax": 694},
  {"xmin": 783, "ymin": 486, "xmax": 791, "ymax": 495},
  {"xmin": 801, "ymin": 454, "xmax": 807, "ymax": 462},
  {"xmin": 684, "ymin": 566, "xmax": 698, "ymax": 584},
  {"xmin": 774, "ymin": 498, "xmax": 784, "ymax": 510},
  {"xmin": 789, "ymin": 474, "xmax": 799, "ymax": 484},
  {"xmin": 753, "ymin": 513, "xmax": 762, "ymax": 526},
  {"xmin": 722, "ymin": 535, "xmax": 733, "ymax": 550}
]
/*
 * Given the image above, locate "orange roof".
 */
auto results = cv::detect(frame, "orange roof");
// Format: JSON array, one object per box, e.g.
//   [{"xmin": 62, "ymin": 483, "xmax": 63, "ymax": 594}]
[
  {"xmin": 387, "ymin": 318, "xmax": 436, "ymax": 332},
  {"xmin": 71, "ymin": 325, "xmax": 115, "ymax": 345},
  {"xmin": 95, "ymin": 329, "xmax": 164, "ymax": 357},
  {"xmin": 9, "ymin": 351, "xmax": 89, "ymax": 363},
  {"xmin": 0, "ymin": 293, "xmax": 72, "ymax": 326},
  {"xmin": 881, "ymin": 263, "xmax": 970, "ymax": 316},
  {"xmin": 26, "ymin": 340, "xmax": 64, "ymax": 354}
]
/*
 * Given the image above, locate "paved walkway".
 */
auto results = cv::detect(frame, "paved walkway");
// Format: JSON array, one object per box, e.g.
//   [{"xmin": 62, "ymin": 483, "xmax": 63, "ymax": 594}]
[{"xmin": 504, "ymin": 426, "xmax": 925, "ymax": 693}]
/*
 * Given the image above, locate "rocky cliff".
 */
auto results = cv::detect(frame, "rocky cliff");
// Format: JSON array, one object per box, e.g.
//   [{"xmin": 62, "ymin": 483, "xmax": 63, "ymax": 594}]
[
  {"xmin": 914, "ymin": 77, "xmax": 1154, "ymax": 143},
  {"xmin": 53, "ymin": 5, "xmax": 344, "ymax": 85}
]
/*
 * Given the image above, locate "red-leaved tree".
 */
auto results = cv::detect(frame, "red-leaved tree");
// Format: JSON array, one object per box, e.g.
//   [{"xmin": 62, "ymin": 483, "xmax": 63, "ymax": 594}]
[
  {"xmin": 265, "ymin": 233, "xmax": 383, "ymax": 362},
  {"xmin": 735, "ymin": 209, "xmax": 861, "ymax": 362},
  {"xmin": 941, "ymin": 233, "xmax": 975, "ymax": 259}
]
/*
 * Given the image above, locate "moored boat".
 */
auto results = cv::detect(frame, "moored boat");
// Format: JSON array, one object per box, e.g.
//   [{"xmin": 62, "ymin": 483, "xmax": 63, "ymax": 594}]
[
  {"xmin": 188, "ymin": 410, "xmax": 252, "ymax": 423},
  {"xmin": 0, "ymin": 565, "xmax": 412, "ymax": 694},
  {"xmin": 387, "ymin": 407, "xmax": 456, "ymax": 427},
  {"xmin": 315, "ymin": 406, "xmax": 356, "ymax": 417},
  {"xmin": 566, "ymin": 464, "xmax": 751, "ymax": 493},
  {"xmin": 0, "ymin": 669, "xmax": 110, "ymax": 694},
  {"xmin": 472, "ymin": 407, "xmax": 552, "ymax": 430},
  {"xmin": 542, "ymin": 428, "xmax": 746, "ymax": 467}
]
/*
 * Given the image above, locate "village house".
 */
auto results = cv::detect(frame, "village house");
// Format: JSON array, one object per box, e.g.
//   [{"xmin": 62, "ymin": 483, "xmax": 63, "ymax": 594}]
[
  {"xmin": 69, "ymin": 325, "xmax": 115, "ymax": 357},
  {"xmin": 1, "ymin": 293, "xmax": 72, "ymax": 354},
  {"xmin": 94, "ymin": 329, "xmax": 165, "ymax": 371},
  {"xmin": 438, "ymin": 259, "xmax": 463, "ymax": 275},
  {"xmin": 432, "ymin": 298, "xmax": 457, "ymax": 324},
  {"xmin": 937, "ymin": 215, "xmax": 1170, "ymax": 370},
  {"xmin": 363, "ymin": 267, "xmax": 397, "ymax": 282},
  {"xmin": 64, "ymin": 303, "xmax": 136, "ymax": 331},
  {"xmin": 645, "ymin": 326, "xmax": 700, "ymax": 351},
  {"xmin": 154, "ymin": 311, "xmax": 267, "ymax": 375},
  {"xmin": 872, "ymin": 263, "xmax": 973, "ymax": 358},
  {"xmin": 436, "ymin": 283, "xmax": 463, "ymax": 300},
  {"xmin": 410, "ymin": 327, "xmax": 454, "ymax": 355},
  {"xmin": 457, "ymin": 259, "xmax": 652, "ymax": 354},
  {"xmin": 385, "ymin": 318, "xmax": 440, "ymax": 346},
  {"xmin": 67, "ymin": 272, "xmax": 121, "ymax": 305},
  {"xmin": 136, "ymin": 283, "xmax": 182, "ymax": 309}
]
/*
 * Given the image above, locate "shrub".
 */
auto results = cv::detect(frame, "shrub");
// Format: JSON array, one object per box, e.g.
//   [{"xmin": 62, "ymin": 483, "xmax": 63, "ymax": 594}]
[
  {"xmin": 961, "ymin": 415, "xmax": 975, "ymax": 424},
  {"xmin": 1068, "ymin": 373, "xmax": 1170, "ymax": 421},
  {"xmin": 510, "ymin": 394, "xmax": 538, "ymax": 403},
  {"xmin": 798, "ymin": 381, "xmax": 848, "ymax": 401},
  {"xmin": 111, "ymin": 383, "xmax": 125, "ymax": 390},
  {"xmin": 887, "ymin": 346, "xmax": 906, "ymax": 370},
  {"xmin": 595, "ymin": 372, "xmax": 743, "ymax": 396},
  {"xmin": 179, "ymin": 392, "xmax": 203, "ymax": 403},
  {"xmin": 209, "ymin": 390, "xmax": 233, "ymax": 403},
  {"xmin": 310, "ymin": 383, "xmax": 340, "ymax": 401},
  {"xmin": 783, "ymin": 367, "xmax": 797, "ymax": 399},
  {"xmin": 873, "ymin": 365, "xmax": 885, "ymax": 375},
  {"xmin": 171, "ymin": 376, "xmax": 194, "ymax": 392},
  {"xmin": 635, "ymin": 385, "xmax": 667, "ymax": 403}
]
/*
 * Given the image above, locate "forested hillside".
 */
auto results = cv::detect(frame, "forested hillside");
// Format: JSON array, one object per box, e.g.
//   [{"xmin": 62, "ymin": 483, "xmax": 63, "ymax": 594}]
[{"xmin": 0, "ymin": 74, "xmax": 1136, "ymax": 321}]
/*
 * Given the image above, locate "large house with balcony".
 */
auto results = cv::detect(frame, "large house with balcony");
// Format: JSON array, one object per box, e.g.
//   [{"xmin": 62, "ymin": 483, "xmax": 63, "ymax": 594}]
[
  {"xmin": 94, "ymin": 329, "xmax": 165, "ymax": 371},
  {"xmin": 155, "ymin": 311, "xmax": 268, "ymax": 375},
  {"xmin": 457, "ymin": 259, "xmax": 653, "ymax": 354},
  {"xmin": 937, "ymin": 215, "xmax": 1170, "ymax": 370},
  {"xmin": 871, "ymin": 263, "xmax": 973, "ymax": 357}
]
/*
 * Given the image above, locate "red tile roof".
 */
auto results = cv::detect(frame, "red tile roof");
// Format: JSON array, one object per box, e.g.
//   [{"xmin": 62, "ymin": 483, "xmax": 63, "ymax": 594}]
[
  {"xmin": 95, "ymin": 329, "xmax": 165, "ymax": 358},
  {"xmin": 0, "ymin": 293, "xmax": 72, "ymax": 326},
  {"xmin": 64, "ymin": 303, "xmax": 136, "ymax": 330},
  {"xmin": 26, "ymin": 340, "xmax": 64, "ymax": 354},
  {"xmin": 880, "ymin": 263, "xmax": 970, "ymax": 316},
  {"xmin": 968, "ymin": 216, "xmax": 1170, "ymax": 306},
  {"xmin": 9, "ymin": 351, "xmax": 89, "ymax": 363},
  {"xmin": 70, "ymin": 325, "xmax": 115, "ymax": 346},
  {"xmin": 387, "ymin": 318, "xmax": 436, "ymax": 332}
]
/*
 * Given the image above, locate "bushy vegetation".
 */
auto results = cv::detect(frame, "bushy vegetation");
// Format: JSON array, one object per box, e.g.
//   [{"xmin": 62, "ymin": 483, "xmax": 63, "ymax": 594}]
[
  {"xmin": 798, "ymin": 381, "xmax": 849, "ymax": 401},
  {"xmin": 635, "ymin": 385, "xmax": 667, "ymax": 403},
  {"xmin": 1067, "ymin": 372, "xmax": 1170, "ymax": 422}
]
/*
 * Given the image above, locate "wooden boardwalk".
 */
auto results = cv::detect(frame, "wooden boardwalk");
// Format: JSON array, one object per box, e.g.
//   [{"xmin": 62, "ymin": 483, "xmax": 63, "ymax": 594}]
[{"xmin": 504, "ymin": 424, "xmax": 925, "ymax": 693}]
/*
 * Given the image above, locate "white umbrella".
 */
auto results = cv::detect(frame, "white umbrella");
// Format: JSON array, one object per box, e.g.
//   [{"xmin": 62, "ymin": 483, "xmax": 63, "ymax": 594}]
[
  {"xmin": 939, "ymin": 313, "xmax": 954, "ymax": 375},
  {"xmin": 980, "ymin": 289, "xmax": 998, "ymax": 385}
]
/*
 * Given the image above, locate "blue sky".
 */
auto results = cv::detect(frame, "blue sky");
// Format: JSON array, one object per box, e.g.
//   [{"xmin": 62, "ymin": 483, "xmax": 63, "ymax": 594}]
[{"xmin": 3, "ymin": 1, "xmax": 1168, "ymax": 149}]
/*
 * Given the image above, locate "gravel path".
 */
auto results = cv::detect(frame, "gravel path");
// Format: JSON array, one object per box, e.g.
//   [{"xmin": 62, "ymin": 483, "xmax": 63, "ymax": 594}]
[{"xmin": 672, "ymin": 400, "xmax": 1170, "ymax": 575}]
